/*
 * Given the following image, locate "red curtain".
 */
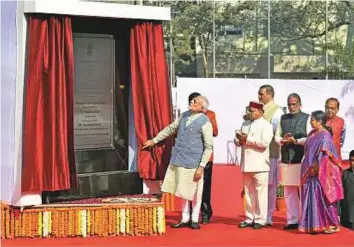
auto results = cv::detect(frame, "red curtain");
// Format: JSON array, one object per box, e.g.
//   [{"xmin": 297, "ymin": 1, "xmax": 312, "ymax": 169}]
[
  {"xmin": 130, "ymin": 21, "xmax": 173, "ymax": 180},
  {"xmin": 22, "ymin": 15, "xmax": 77, "ymax": 192}
]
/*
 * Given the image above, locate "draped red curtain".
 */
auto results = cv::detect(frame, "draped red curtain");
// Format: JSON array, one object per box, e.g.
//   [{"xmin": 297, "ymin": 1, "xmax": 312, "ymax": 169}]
[
  {"xmin": 130, "ymin": 21, "xmax": 173, "ymax": 180},
  {"xmin": 22, "ymin": 15, "xmax": 77, "ymax": 192}
]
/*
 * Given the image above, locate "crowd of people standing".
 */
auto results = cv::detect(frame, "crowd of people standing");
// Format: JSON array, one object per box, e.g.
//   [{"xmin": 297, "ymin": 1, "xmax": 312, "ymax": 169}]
[{"xmin": 142, "ymin": 84, "xmax": 353, "ymax": 235}]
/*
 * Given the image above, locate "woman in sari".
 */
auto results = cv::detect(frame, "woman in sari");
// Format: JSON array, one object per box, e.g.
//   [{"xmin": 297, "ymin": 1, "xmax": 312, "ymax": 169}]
[{"xmin": 299, "ymin": 110, "xmax": 344, "ymax": 234}]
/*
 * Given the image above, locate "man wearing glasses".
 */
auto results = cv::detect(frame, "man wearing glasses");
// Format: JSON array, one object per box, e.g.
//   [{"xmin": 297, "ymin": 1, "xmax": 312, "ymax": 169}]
[
  {"xmin": 188, "ymin": 92, "xmax": 219, "ymax": 225},
  {"xmin": 275, "ymin": 93, "xmax": 311, "ymax": 230},
  {"xmin": 142, "ymin": 95, "xmax": 213, "ymax": 230}
]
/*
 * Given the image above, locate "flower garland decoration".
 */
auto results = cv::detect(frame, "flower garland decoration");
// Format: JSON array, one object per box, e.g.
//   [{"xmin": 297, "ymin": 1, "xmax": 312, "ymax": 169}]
[
  {"xmin": 115, "ymin": 209, "xmax": 120, "ymax": 235},
  {"xmin": 152, "ymin": 207, "xmax": 157, "ymax": 234},
  {"xmin": 119, "ymin": 208, "xmax": 125, "ymax": 235},
  {"xmin": 157, "ymin": 207, "xmax": 164, "ymax": 234},
  {"xmin": 79, "ymin": 210, "xmax": 87, "ymax": 237},
  {"xmin": 42, "ymin": 211, "xmax": 49, "ymax": 237},
  {"xmin": 1, "ymin": 200, "xmax": 166, "ymax": 238}
]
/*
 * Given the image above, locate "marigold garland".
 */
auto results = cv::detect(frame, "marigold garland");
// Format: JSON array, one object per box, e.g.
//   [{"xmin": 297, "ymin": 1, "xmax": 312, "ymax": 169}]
[
  {"xmin": 0, "ymin": 200, "xmax": 165, "ymax": 238},
  {"xmin": 115, "ymin": 209, "xmax": 120, "ymax": 235},
  {"xmin": 87, "ymin": 210, "xmax": 91, "ymax": 235},
  {"xmin": 153, "ymin": 207, "xmax": 157, "ymax": 234}
]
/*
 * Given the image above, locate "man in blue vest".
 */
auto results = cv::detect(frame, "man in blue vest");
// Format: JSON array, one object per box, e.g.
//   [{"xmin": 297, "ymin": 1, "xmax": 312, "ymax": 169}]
[{"xmin": 142, "ymin": 96, "xmax": 213, "ymax": 230}]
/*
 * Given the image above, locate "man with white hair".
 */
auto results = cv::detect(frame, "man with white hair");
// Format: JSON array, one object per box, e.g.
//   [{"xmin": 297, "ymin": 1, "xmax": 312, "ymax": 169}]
[
  {"xmin": 143, "ymin": 95, "xmax": 213, "ymax": 230},
  {"xmin": 188, "ymin": 92, "xmax": 219, "ymax": 224}
]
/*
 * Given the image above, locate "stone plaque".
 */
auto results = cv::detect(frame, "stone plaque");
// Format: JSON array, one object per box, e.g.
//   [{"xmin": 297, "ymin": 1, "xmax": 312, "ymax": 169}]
[{"xmin": 73, "ymin": 33, "xmax": 114, "ymax": 150}]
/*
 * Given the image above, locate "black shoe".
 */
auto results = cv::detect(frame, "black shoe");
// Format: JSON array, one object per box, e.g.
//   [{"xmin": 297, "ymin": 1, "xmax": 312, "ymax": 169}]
[
  {"xmin": 252, "ymin": 223, "xmax": 265, "ymax": 230},
  {"xmin": 201, "ymin": 217, "xmax": 210, "ymax": 224},
  {"xmin": 239, "ymin": 221, "xmax": 254, "ymax": 228},
  {"xmin": 283, "ymin": 223, "xmax": 299, "ymax": 230},
  {"xmin": 190, "ymin": 222, "xmax": 201, "ymax": 230},
  {"xmin": 171, "ymin": 221, "xmax": 190, "ymax": 228}
]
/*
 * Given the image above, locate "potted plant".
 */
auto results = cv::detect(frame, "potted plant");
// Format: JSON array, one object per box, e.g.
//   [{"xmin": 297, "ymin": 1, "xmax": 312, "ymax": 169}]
[{"xmin": 276, "ymin": 184, "xmax": 286, "ymax": 211}]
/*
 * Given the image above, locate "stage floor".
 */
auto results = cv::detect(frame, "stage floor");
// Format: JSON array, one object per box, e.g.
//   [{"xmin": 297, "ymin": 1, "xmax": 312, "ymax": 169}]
[{"xmin": 2, "ymin": 165, "xmax": 353, "ymax": 246}]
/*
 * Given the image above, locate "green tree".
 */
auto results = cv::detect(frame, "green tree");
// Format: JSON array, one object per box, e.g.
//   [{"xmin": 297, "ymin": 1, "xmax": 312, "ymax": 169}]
[
  {"xmin": 164, "ymin": 0, "xmax": 354, "ymax": 78},
  {"xmin": 91, "ymin": 0, "xmax": 354, "ymax": 78}
]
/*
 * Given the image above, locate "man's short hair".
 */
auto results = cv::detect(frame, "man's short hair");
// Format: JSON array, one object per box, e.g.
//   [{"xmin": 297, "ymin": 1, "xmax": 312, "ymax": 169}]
[
  {"xmin": 259, "ymin": 85, "xmax": 275, "ymax": 98},
  {"xmin": 188, "ymin": 92, "xmax": 201, "ymax": 104},
  {"xmin": 287, "ymin": 93, "xmax": 302, "ymax": 105},
  {"xmin": 350, "ymin": 150, "xmax": 354, "ymax": 158},
  {"xmin": 325, "ymin": 97, "xmax": 340, "ymax": 109}
]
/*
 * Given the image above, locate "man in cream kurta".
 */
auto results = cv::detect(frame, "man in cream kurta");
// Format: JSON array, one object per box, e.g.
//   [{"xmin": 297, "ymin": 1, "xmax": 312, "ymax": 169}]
[
  {"xmin": 258, "ymin": 85, "xmax": 284, "ymax": 225},
  {"xmin": 235, "ymin": 101, "xmax": 274, "ymax": 229},
  {"xmin": 143, "ymin": 96, "xmax": 213, "ymax": 230}
]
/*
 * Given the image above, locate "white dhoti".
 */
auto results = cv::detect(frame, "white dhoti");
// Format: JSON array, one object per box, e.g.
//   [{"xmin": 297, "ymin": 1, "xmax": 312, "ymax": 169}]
[
  {"xmin": 161, "ymin": 164, "xmax": 204, "ymax": 223},
  {"xmin": 267, "ymin": 158, "xmax": 279, "ymax": 224},
  {"xmin": 280, "ymin": 163, "xmax": 301, "ymax": 224},
  {"xmin": 243, "ymin": 171, "xmax": 269, "ymax": 225}
]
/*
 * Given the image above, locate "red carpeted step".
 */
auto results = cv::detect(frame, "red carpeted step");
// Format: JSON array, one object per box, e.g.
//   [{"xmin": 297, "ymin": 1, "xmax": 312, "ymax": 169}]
[{"xmin": 2, "ymin": 165, "xmax": 353, "ymax": 246}]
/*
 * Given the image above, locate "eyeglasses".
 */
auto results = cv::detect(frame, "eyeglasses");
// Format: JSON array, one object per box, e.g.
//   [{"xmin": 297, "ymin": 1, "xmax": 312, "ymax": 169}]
[
  {"xmin": 189, "ymin": 99, "xmax": 197, "ymax": 105},
  {"xmin": 287, "ymin": 103, "xmax": 299, "ymax": 106}
]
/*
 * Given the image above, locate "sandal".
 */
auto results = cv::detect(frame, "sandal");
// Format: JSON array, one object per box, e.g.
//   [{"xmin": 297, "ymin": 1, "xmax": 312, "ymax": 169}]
[{"xmin": 324, "ymin": 227, "xmax": 340, "ymax": 234}]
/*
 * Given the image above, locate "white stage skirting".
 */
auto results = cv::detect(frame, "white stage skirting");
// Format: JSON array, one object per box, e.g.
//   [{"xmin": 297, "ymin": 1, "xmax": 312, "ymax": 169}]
[{"xmin": 176, "ymin": 78, "xmax": 354, "ymax": 165}]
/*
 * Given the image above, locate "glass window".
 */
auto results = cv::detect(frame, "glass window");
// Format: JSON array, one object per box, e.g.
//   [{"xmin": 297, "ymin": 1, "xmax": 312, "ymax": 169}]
[
  {"xmin": 270, "ymin": 0, "xmax": 326, "ymax": 79},
  {"xmin": 215, "ymin": 1, "xmax": 269, "ymax": 78},
  {"xmin": 327, "ymin": 0, "xmax": 354, "ymax": 79}
]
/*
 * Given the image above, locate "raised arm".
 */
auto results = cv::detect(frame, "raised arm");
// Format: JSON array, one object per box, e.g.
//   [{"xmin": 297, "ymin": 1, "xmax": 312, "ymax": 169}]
[{"xmin": 152, "ymin": 115, "xmax": 182, "ymax": 144}]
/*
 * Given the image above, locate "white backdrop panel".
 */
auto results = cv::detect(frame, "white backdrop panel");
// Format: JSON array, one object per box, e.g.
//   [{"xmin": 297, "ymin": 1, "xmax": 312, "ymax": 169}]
[{"xmin": 176, "ymin": 78, "xmax": 354, "ymax": 164}]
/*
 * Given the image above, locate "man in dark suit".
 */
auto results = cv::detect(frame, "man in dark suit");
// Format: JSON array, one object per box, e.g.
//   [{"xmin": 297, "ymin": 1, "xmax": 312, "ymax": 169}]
[
  {"xmin": 341, "ymin": 150, "xmax": 354, "ymax": 230},
  {"xmin": 188, "ymin": 92, "xmax": 218, "ymax": 224}
]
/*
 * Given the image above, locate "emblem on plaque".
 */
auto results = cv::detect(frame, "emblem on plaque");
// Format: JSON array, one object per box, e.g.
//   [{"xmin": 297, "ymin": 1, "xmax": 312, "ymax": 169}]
[{"xmin": 86, "ymin": 42, "xmax": 93, "ymax": 56}]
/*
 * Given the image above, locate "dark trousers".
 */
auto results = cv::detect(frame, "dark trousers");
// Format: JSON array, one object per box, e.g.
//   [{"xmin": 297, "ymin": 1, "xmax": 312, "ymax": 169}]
[{"xmin": 190, "ymin": 161, "xmax": 214, "ymax": 220}]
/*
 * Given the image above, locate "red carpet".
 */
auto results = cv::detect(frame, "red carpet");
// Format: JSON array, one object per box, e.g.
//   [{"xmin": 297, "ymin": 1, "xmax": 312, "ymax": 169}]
[{"xmin": 3, "ymin": 165, "xmax": 353, "ymax": 246}]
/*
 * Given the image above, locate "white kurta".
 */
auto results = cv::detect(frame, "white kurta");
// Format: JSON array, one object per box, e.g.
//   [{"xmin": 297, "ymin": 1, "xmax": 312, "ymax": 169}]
[
  {"xmin": 235, "ymin": 117, "xmax": 274, "ymax": 225},
  {"xmin": 154, "ymin": 111, "xmax": 213, "ymax": 223}
]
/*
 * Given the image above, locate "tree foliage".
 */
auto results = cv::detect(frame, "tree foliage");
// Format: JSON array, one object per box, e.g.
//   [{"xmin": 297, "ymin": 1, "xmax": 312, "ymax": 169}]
[
  {"xmin": 93, "ymin": 0, "xmax": 354, "ymax": 78},
  {"xmin": 154, "ymin": 0, "xmax": 354, "ymax": 78}
]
